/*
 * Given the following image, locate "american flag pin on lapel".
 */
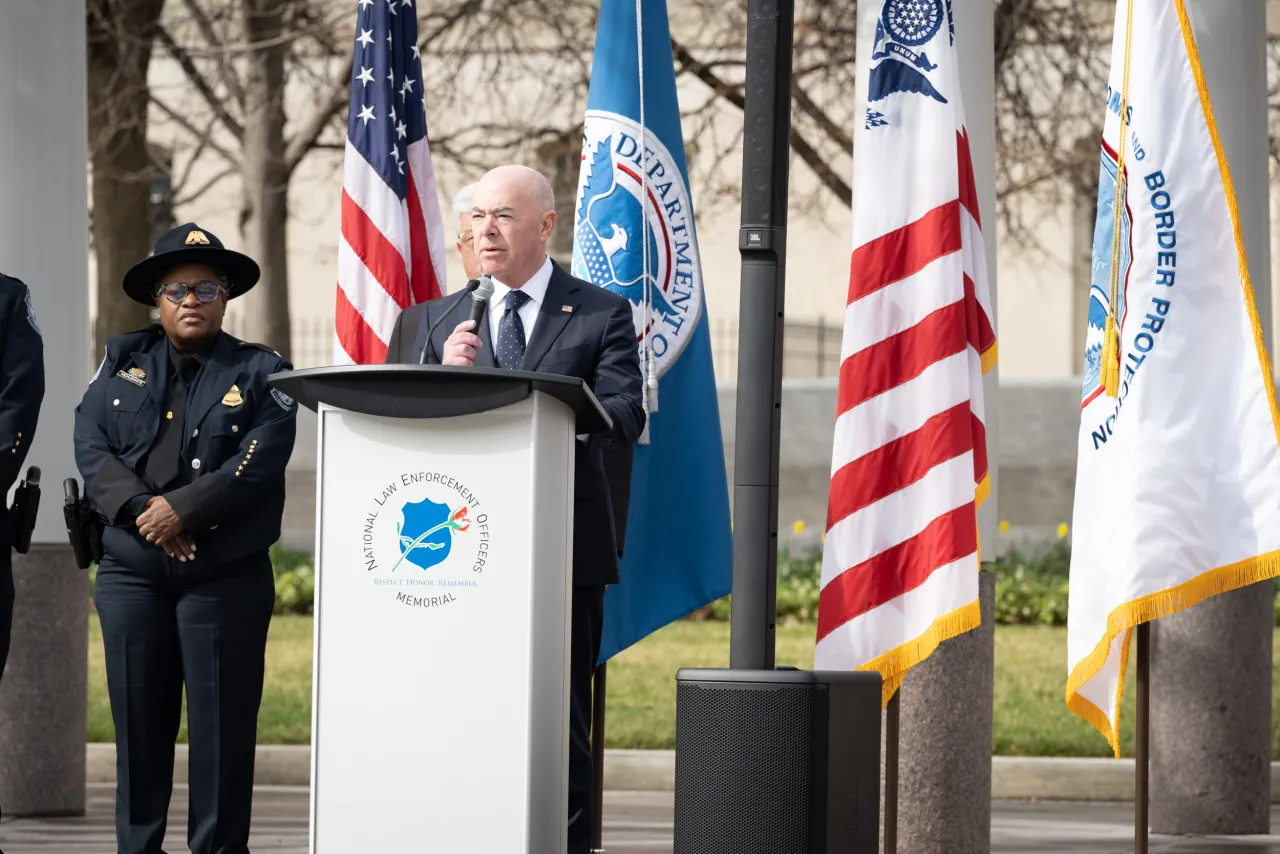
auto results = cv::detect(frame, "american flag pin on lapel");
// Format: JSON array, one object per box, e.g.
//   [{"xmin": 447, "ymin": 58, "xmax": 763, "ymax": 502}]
[{"xmin": 561, "ymin": 305, "xmax": 574, "ymax": 313}]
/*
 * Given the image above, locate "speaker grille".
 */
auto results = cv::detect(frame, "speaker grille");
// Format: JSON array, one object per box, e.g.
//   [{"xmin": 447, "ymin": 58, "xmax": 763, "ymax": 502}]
[{"xmin": 673, "ymin": 681, "xmax": 820, "ymax": 854}]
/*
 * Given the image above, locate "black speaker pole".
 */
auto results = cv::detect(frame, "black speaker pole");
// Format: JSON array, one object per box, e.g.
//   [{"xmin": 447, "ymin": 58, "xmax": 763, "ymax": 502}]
[
  {"xmin": 591, "ymin": 661, "xmax": 608, "ymax": 853},
  {"xmin": 728, "ymin": 0, "xmax": 795, "ymax": 672},
  {"xmin": 884, "ymin": 692, "xmax": 900, "ymax": 854},
  {"xmin": 1135, "ymin": 623, "xmax": 1150, "ymax": 854}
]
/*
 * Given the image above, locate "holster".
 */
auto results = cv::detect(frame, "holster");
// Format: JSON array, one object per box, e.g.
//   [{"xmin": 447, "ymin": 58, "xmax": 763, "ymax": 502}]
[
  {"xmin": 8, "ymin": 465, "xmax": 40, "ymax": 555},
  {"xmin": 62, "ymin": 478, "xmax": 103, "ymax": 570}
]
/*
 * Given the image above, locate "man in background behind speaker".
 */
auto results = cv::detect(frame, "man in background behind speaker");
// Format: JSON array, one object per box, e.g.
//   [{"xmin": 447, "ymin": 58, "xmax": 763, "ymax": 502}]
[{"xmin": 452, "ymin": 182, "xmax": 481, "ymax": 281}]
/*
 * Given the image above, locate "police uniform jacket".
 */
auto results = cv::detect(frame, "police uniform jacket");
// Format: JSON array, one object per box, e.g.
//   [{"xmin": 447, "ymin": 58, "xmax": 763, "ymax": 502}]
[
  {"xmin": 0, "ymin": 275, "xmax": 44, "ymax": 549},
  {"xmin": 74, "ymin": 324, "xmax": 296, "ymax": 572}
]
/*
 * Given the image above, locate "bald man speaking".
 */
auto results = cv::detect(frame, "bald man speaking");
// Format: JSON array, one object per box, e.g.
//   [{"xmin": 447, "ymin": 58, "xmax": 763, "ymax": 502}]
[{"xmin": 385, "ymin": 165, "xmax": 644, "ymax": 851}]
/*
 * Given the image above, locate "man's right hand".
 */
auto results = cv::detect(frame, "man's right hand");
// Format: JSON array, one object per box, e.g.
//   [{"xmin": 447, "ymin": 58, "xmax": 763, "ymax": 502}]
[{"xmin": 442, "ymin": 320, "xmax": 482, "ymax": 367}]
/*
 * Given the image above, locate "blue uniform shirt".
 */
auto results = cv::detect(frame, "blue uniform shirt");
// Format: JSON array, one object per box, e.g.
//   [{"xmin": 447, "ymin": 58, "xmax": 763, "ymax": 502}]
[
  {"xmin": 0, "ymin": 275, "xmax": 45, "ymax": 546},
  {"xmin": 74, "ymin": 324, "xmax": 297, "ymax": 571}
]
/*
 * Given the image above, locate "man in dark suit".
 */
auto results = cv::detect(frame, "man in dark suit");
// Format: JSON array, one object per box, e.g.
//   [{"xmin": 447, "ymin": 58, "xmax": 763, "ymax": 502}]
[
  {"xmin": 0, "ymin": 273, "xmax": 45, "ymax": 687},
  {"xmin": 385, "ymin": 164, "xmax": 644, "ymax": 853}
]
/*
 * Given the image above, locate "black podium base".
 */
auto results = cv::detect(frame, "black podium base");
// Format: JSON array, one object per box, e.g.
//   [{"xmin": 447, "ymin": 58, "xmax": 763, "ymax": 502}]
[{"xmin": 672, "ymin": 668, "xmax": 882, "ymax": 853}]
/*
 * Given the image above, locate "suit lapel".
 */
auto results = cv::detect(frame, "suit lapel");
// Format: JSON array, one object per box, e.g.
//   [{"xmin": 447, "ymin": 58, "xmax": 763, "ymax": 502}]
[
  {"xmin": 188, "ymin": 333, "xmax": 243, "ymax": 430},
  {"xmin": 520, "ymin": 265, "xmax": 580, "ymax": 371}
]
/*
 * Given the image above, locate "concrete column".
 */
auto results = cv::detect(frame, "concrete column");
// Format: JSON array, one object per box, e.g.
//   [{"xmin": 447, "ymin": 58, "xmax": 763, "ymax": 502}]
[
  {"xmin": 885, "ymin": 571, "xmax": 996, "ymax": 853},
  {"xmin": 0, "ymin": 0, "xmax": 91, "ymax": 817},
  {"xmin": 1149, "ymin": 0, "xmax": 1273, "ymax": 834}
]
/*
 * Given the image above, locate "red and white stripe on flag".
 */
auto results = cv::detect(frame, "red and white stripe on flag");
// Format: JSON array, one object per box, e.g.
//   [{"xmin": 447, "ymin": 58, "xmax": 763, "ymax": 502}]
[
  {"xmin": 815, "ymin": 4, "xmax": 996, "ymax": 706},
  {"xmin": 334, "ymin": 0, "xmax": 446, "ymax": 365}
]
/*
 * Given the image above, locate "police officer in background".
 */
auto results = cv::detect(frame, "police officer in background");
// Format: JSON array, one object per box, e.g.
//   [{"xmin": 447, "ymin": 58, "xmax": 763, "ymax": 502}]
[
  {"xmin": 74, "ymin": 223, "xmax": 297, "ymax": 854},
  {"xmin": 0, "ymin": 273, "xmax": 44, "ymax": 684}
]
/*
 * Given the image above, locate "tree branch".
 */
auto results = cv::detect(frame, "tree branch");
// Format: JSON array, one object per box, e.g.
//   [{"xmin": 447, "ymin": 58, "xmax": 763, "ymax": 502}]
[
  {"xmin": 179, "ymin": 0, "xmax": 247, "ymax": 109},
  {"xmin": 174, "ymin": 166, "xmax": 238, "ymax": 206},
  {"xmin": 671, "ymin": 35, "xmax": 852, "ymax": 207},
  {"xmin": 149, "ymin": 93, "xmax": 240, "ymax": 166},
  {"xmin": 154, "ymin": 24, "xmax": 245, "ymax": 142}
]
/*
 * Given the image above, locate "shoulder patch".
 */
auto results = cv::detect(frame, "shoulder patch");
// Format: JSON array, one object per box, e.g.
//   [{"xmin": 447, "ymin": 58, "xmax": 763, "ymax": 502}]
[
  {"xmin": 90, "ymin": 350, "xmax": 106, "ymax": 385},
  {"xmin": 23, "ymin": 286, "xmax": 39, "ymax": 335},
  {"xmin": 238, "ymin": 340, "xmax": 283, "ymax": 358},
  {"xmin": 271, "ymin": 388, "xmax": 296, "ymax": 411}
]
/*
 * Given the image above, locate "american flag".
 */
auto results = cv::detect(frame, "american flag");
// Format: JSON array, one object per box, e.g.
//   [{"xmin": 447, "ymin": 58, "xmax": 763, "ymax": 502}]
[
  {"xmin": 814, "ymin": 0, "xmax": 996, "ymax": 705},
  {"xmin": 334, "ymin": 0, "xmax": 446, "ymax": 365}
]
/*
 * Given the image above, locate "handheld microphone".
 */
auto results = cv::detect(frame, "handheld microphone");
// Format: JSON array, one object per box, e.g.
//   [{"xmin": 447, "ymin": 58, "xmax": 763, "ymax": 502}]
[
  {"xmin": 467, "ymin": 276, "xmax": 495, "ymax": 332},
  {"xmin": 420, "ymin": 279, "xmax": 480, "ymax": 365}
]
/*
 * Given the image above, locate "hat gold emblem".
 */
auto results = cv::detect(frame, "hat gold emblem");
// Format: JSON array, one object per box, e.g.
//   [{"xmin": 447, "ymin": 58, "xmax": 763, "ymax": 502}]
[
  {"xmin": 185, "ymin": 230, "xmax": 211, "ymax": 246},
  {"xmin": 222, "ymin": 384, "xmax": 244, "ymax": 407}
]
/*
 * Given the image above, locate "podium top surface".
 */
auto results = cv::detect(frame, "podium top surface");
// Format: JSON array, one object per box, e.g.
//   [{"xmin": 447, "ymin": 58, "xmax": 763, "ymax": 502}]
[{"xmin": 267, "ymin": 364, "xmax": 612, "ymax": 433}]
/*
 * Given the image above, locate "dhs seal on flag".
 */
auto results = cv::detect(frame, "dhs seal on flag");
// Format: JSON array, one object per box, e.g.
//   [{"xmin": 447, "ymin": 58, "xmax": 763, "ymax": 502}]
[{"xmin": 574, "ymin": 110, "xmax": 704, "ymax": 378}]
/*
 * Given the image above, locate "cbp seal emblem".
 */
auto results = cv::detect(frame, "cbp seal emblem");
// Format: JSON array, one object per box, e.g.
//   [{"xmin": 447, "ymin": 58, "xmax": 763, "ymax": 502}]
[
  {"xmin": 1082, "ymin": 138, "xmax": 1133, "ymax": 407},
  {"xmin": 573, "ymin": 110, "xmax": 704, "ymax": 378},
  {"xmin": 865, "ymin": 0, "xmax": 952, "ymax": 126}
]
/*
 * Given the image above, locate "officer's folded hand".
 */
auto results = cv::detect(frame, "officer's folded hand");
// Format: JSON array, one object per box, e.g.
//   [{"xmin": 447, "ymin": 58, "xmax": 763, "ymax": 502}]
[{"xmin": 136, "ymin": 497, "xmax": 195, "ymax": 561}]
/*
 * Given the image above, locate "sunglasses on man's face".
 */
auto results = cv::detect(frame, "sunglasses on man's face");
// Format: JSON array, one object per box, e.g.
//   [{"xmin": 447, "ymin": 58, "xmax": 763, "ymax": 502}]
[{"xmin": 156, "ymin": 281, "xmax": 227, "ymax": 304}]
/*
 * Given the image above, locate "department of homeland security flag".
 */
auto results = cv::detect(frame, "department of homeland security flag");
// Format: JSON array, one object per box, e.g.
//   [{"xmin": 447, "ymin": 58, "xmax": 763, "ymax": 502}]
[
  {"xmin": 814, "ymin": 0, "xmax": 996, "ymax": 705},
  {"xmin": 334, "ymin": 0, "xmax": 447, "ymax": 365},
  {"xmin": 573, "ymin": 0, "xmax": 732, "ymax": 662},
  {"xmin": 1066, "ymin": 0, "xmax": 1280, "ymax": 755}
]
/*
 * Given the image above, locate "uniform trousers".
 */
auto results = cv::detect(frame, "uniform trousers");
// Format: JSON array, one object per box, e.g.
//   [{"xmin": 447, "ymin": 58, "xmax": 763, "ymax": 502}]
[
  {"xmin": 569, "ymin": 586, "xmax": 604, "ymax": 854},
  {"xmin": 94, "ymin": 552, "xmax": 275, "ymax": 854}
]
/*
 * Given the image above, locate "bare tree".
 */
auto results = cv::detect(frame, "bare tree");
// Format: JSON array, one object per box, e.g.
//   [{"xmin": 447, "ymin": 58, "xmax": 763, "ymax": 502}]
[{"xmin": 87, "ymin": 0, "xmax": 169, "ymax": 358}]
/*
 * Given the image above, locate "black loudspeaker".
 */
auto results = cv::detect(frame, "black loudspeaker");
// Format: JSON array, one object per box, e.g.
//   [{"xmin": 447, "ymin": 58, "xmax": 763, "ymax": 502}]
[{"xmin": 672, "ymin": 668, "xmax": 882, "ymax": 853}]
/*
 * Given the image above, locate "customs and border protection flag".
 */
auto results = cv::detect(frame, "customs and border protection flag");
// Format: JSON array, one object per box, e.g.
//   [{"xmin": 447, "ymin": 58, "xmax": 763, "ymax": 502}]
[
  {"xmin": 572, "ymin": 0, "xmax": 732, "ymax": 662},
  {"xmin": 815, "ymin": 0, "xmax": 996, "ymax": 705},
  {"xmin": 1065, "ymin": 0, "xmax": 1280, "ymax": 756}
]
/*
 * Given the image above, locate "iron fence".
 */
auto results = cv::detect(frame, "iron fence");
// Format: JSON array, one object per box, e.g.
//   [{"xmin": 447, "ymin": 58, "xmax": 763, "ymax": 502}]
[
  {"xmin": 243, "ymin": 314, "xmax": 843, "ymax": 379},
  {"xmin": 709, "ymin": 316, "xmax": 842, "ymax": 381}
]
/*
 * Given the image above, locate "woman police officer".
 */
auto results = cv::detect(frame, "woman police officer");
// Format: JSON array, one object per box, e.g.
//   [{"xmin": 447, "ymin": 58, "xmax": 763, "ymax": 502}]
[{"xmin": 73, "ymin": 223, "xmax": 297, "ymax": 854}]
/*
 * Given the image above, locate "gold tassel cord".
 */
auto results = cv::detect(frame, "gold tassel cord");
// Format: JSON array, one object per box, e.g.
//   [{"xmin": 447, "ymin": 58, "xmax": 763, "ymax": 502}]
[
  {"xmin": 1103, "ymin": 0, "xmax": 1135, "ymax": 398},
  {"xmin": 1102, "ymin": 316, "xmax": 1120, "ymax": 396}
]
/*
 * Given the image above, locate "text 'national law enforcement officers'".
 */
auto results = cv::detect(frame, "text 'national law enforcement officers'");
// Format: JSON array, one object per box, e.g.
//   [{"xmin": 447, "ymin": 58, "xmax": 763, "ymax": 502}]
[
  {"xmin": 74, "ymin": 224, "xmax": 297, "ymax": 854},
  {"xmin": 0, "ymin": 273, "xmax": 45, "ymax": 685}
]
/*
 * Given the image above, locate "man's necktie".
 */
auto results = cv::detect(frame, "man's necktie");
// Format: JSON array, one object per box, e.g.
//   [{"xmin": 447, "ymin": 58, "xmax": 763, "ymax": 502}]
[
  {"xmin": 496, "ymin": 289, "xmax": 531, "ymax": 370},
  {"xmin": 145, "ymin": 359, "xmax": 196, "ymax": 489}
]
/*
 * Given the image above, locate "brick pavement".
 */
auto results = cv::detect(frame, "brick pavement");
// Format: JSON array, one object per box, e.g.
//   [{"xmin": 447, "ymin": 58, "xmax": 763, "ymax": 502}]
[{"xmin": 5, "ymin": 787, "xmax": 1280, "ymax": 853}]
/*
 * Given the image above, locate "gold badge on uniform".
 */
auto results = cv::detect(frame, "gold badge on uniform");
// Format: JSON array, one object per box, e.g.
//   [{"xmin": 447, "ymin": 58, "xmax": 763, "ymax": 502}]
[
  {"xmin": 185, "ymin": 230, "xmax": 211, "ymax": 246},
  {"xmin": 222, "ymin": 384, "xmax": 244, "ymax": 407},
  {"xmin": 116, "ymin": 368, "xmax": 146, "ymax": 387}
]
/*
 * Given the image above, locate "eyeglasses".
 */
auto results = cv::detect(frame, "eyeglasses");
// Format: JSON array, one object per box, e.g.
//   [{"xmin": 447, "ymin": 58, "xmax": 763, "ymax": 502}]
[{"xmin": 155, "ymin": 281, "xmax": 227, "ymax": 304}]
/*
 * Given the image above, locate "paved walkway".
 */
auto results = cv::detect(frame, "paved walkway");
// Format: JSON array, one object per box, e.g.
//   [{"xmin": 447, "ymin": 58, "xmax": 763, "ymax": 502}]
[{"xmin": 5, "ymin": 786, "xmax": 1280, "ymax": 852}]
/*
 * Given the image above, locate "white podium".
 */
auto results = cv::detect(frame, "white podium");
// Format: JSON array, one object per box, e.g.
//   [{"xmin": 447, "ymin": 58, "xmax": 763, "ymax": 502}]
[{"xmin": 269, "ymin": 365, "xmax": 612, "ymax": 854}]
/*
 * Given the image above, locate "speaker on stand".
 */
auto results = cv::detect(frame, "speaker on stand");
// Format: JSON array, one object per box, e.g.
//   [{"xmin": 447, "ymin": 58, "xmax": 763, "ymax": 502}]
[{"xmin": 672, "ymin": 669, "xmax": 882, "ymax": 853}]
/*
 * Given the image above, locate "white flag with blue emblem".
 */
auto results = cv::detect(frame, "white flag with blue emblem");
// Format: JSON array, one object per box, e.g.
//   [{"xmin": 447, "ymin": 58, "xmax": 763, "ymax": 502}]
[{"xmin": 1066, "ymin": 0, "xmax": 1280, "ymax": 757}]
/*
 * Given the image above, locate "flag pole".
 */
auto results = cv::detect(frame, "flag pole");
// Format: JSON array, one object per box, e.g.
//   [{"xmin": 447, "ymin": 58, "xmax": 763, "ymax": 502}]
[
  {"xmin": 591, "ymin": 661, "xmax": 608, "ymax": 853},
  {"xmin": 1135, "ymin": 623, "xmax": 1150, "ymax": 854},
  {"xmin": 884, "ymin": 692, "xmax": 900, "ymax": 854}
]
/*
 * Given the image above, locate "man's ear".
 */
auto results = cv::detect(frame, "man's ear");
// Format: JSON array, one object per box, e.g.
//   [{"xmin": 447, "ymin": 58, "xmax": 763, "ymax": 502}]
[{"xmin": 541, "ymin": 210, "xmax": 557, "ymax": 241}]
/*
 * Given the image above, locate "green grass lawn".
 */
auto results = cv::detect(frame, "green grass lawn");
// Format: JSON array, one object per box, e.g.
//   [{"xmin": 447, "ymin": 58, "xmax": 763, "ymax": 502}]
[{"xmin": 84, "ymin": 615, "xmax": 1253, "ymax": 757}]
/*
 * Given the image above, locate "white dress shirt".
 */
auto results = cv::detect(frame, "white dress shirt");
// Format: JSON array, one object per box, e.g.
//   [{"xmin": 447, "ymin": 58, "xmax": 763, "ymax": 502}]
[{"xmin": 487, "ymin": 254, "xmax": 553, "ymax": 350}]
